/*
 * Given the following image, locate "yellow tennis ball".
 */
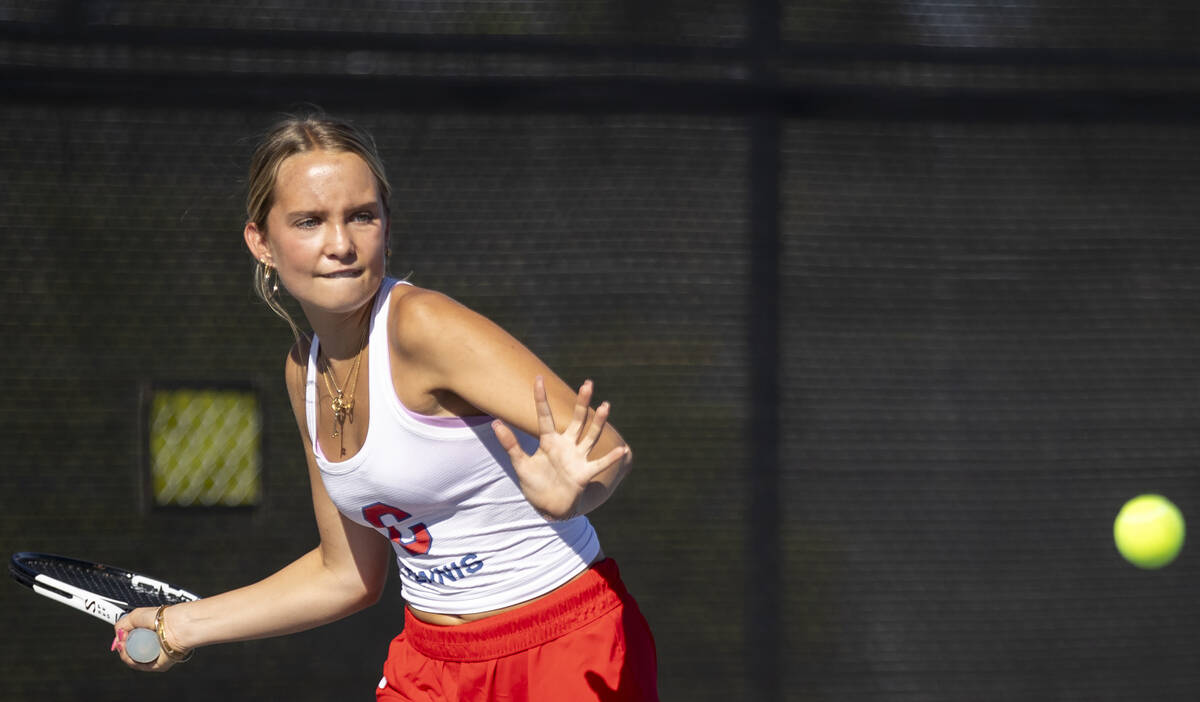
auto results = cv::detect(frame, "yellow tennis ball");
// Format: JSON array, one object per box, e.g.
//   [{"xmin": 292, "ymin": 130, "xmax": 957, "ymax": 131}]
[{"xmin": 1113, "ymin": 494, "xmax": 1185, "ymax": 569}]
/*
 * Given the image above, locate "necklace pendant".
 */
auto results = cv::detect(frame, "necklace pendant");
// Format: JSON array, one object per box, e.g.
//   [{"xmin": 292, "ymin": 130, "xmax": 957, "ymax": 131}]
[
  {"xmin": 330, "ymin": 393, "xmax": 354, "ymax": 414},
  {"xmin": 330, "ymin": 393, "xmax": 350, "ymax": 438},
  {"xmin": 321, "ymin": 327, "xmax": 367, "ymax": 442}
]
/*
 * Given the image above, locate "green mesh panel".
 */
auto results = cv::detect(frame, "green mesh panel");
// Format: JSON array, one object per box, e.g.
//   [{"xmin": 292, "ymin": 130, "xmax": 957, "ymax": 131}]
[{"xmin": 149, "ymin": 388, "xmax": 262, "ymax": 507}]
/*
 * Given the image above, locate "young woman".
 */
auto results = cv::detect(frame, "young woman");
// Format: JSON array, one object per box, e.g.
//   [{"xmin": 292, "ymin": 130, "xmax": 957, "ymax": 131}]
[{"xmin": 113, "ymin": 115, "xmax": 659, "ymax": 701}]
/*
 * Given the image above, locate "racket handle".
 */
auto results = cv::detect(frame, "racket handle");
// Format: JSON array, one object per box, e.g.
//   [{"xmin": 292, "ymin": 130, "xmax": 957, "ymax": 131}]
[{"xmin": 125, "ymin": 627, "xmax": 161, "ymax": 663}]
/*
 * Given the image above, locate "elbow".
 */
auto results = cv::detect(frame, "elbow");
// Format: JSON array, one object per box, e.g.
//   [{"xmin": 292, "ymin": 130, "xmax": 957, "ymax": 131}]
[
  {"xmin": 341, "ymin": 577, "xmax": 384, "ymax": 616},
  {"xmin": 322, "ymin": 552, "xmax": 387, "ymax": 614},
  {"xmin": 355, "ymin": 571, "xmax": 387, "ymax": 610},
  {"xmin": 366, "ymin": 574, "xmax": 387, "ymax": 606},
  {"xmin": 572, "ymin": 444, "xmax": 632, "ymax": 519},
  {"xmin": 618, "ymin": 444, "xmax": 633, "ymax": 480},
  {"xmin": 357, "ymin": 585, "xmax": 384, "ymax": 611}
]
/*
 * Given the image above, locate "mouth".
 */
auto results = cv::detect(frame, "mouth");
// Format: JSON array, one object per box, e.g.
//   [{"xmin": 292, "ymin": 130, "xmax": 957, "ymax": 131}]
[{"xmin": 320, "ymin": 269, "xmax": 362, "ymax": 279}]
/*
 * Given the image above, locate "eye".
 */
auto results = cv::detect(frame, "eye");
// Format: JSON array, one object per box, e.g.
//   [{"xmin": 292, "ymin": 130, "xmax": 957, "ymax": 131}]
[
  {"xmin": 351, "ymin": 211, "xmax": 377, "ymax": 224},
  {"xmin": 295, "ymin": 217, "xmax": 320, "ymax": 229}
]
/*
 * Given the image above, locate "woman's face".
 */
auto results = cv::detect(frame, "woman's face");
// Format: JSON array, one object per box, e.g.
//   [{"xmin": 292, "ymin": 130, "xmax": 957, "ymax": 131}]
[{"xmin": 246, "ymin": 149, "xmax": 388, "ymax": 319}]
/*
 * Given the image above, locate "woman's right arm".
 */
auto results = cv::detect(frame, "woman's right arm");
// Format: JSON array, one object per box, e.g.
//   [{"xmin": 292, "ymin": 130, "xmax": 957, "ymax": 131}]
[{"xmin": 113, "ymin": 342, "xmax": 391, "ymax": 671}]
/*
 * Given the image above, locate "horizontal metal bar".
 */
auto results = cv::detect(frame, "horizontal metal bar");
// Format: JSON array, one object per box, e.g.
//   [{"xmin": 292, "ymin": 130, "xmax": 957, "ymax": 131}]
[
  {"xmin": 5, "ymin": 20, "xmax": 1200, "ymax": 69},
  {"xmin": 5, "ymin": 66, "xmax": 1200, "ymax": 122},
  {"xmin": 0, "ymin": 20, "xmax": 742, "ymax": 63}
]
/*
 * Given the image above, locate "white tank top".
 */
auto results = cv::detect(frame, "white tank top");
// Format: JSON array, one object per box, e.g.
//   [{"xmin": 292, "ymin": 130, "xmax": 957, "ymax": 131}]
[{"xmin": 305, "ymin": 279, "xmax": 601, "ymax": 614}]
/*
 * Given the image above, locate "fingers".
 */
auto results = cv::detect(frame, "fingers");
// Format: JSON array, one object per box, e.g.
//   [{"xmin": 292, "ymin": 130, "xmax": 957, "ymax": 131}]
[
  {"xmin": 491, "ymin": 419, "xmax": 528, "ymax": 465},
  {"xmin": 586, "ymin": 444, "xmax": 630, "ymax": 480},
  {"xmin": 113, "ymin": 608, "xmax": 168, "ymax": 671},
  {"xmin": 112, "ymin": 612, "xmax": 136, "ymax": 657},
  {"xmin": 114, "ymin": 629, "xmax": 163, "ymax": 670},
  {"xmin": 533, "ymin": 376, "xmax": 557, "ymax": 436},
  {"xmin": 568, "ymin": 380, "xmax": 593, "ymax": 440},
  {"xmin": 531, "ymin": 376, "xmax": 614, "ymax": 452},
  {"xmin": 583, "ymin": 400, "xmax": 610, "ymax": 453}
]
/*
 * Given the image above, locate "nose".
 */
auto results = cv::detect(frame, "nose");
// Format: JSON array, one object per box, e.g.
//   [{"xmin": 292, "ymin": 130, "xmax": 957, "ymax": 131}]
[{"xmin": 324, "ymin": 222, "xmax": 355, "ymax": 260}]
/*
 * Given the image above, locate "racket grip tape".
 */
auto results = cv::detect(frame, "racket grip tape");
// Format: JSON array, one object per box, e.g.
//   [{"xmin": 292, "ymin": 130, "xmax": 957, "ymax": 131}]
[{"xmin": 125, "ymin": 627, "xmax": 161, "ymax": 663}]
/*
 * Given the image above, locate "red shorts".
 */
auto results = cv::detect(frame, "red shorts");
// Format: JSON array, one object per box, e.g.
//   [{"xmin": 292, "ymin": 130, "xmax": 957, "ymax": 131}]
[{"xmin": 376, "ymin": 558, "xmax": 658, "ymax": 701}]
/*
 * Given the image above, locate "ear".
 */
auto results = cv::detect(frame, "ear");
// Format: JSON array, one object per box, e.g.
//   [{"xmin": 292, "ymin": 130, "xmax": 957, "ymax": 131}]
[{"xmin": 244, "ymin": 222, "xmax": 271, "ymax": 265}]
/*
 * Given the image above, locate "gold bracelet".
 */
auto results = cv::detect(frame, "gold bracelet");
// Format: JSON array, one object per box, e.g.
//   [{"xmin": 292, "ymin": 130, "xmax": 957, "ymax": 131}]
[{"xmin": 154, "ymin": 605, "xmax": 194, "ymax": 663}]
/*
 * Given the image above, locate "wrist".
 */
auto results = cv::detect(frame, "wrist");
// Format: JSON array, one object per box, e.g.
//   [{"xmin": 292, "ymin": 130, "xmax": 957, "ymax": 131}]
[{"xmin": 155, "ymin": 605, "xmax": 195, "ymax": 662}]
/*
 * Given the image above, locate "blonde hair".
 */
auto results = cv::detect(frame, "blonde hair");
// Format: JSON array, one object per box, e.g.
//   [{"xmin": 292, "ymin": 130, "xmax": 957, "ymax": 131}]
[{"xmin": 246, "ymin": 113, "xmax": 392, "ymax": 344}]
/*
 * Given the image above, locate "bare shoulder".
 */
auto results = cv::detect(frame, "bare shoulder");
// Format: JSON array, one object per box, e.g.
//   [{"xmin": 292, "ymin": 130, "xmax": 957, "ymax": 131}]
[{"xmin": 387, "ymin": 284, "xmax": 489, "ymax": 357}]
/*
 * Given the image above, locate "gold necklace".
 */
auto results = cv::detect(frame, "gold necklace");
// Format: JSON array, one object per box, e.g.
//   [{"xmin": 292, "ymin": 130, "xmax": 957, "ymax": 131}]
[{"xmin": 320, "ymin": 322, "xmax": 369, "ymax": 443}]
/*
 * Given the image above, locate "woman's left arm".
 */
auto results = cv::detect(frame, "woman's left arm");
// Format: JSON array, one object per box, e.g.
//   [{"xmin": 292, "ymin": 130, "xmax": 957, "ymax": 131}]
[{"xmin": 391, "ymin": 288, "xmax": 633, "ymax": 520}]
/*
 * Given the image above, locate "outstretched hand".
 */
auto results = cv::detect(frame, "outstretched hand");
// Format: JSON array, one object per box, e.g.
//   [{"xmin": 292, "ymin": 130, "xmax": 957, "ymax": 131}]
[{"xmin": 492, "ymin": 377, "xmax": 629, "ymax": 521}]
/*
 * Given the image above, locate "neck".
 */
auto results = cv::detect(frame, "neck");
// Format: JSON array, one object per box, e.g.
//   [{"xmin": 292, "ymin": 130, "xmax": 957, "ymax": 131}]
[{"xmin": 304, "ymin": 296, "xmax": 376, "ymax": 360}]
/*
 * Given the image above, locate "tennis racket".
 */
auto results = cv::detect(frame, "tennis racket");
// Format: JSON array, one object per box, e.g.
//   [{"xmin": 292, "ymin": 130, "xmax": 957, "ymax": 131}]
[{"xmin": 9, "ymin": 552, "xmax": 200, "ymax": 663}]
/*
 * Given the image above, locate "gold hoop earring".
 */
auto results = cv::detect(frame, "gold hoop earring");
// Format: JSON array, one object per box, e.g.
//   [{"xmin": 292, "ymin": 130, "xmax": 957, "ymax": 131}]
[{"xmin": 260, "ymin": 260, "xmax": 278, "ymax": 295}]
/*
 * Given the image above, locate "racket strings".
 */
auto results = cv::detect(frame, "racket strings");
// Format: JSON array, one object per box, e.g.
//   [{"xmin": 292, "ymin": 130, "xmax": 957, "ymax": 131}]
[{"xmin": 27, "ymin": 558, "xmax": 189, "ymax": 607}]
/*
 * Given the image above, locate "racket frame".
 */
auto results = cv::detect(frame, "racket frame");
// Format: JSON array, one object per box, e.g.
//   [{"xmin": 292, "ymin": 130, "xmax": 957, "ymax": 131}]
[{"xmin": 9, "ymin": 551, "xmax": 200, "ymax": 625}]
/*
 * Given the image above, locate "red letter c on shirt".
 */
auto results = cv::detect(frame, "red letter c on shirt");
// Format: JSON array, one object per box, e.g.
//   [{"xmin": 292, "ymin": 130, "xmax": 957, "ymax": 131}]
[{"xmin": 362, "ymin": 502, "xmax": 432, "ymax": 555}]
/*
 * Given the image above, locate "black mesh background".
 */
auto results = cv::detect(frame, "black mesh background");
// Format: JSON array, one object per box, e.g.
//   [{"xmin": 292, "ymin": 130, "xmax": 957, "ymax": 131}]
[
  {"xmin": 1, "ymin": 0, "xmax": 747, "ymax": 42},
  {"xmin": 780, "ymin": 122, "xmax": 1200, "ymax": 700},
  {"xmin": 3, "ymin": 2, "xmax": 1200, "ymax": 702},
  {"xmin": 783, "ymin": 1, "xmax": 1200, "ymax": 49}
]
